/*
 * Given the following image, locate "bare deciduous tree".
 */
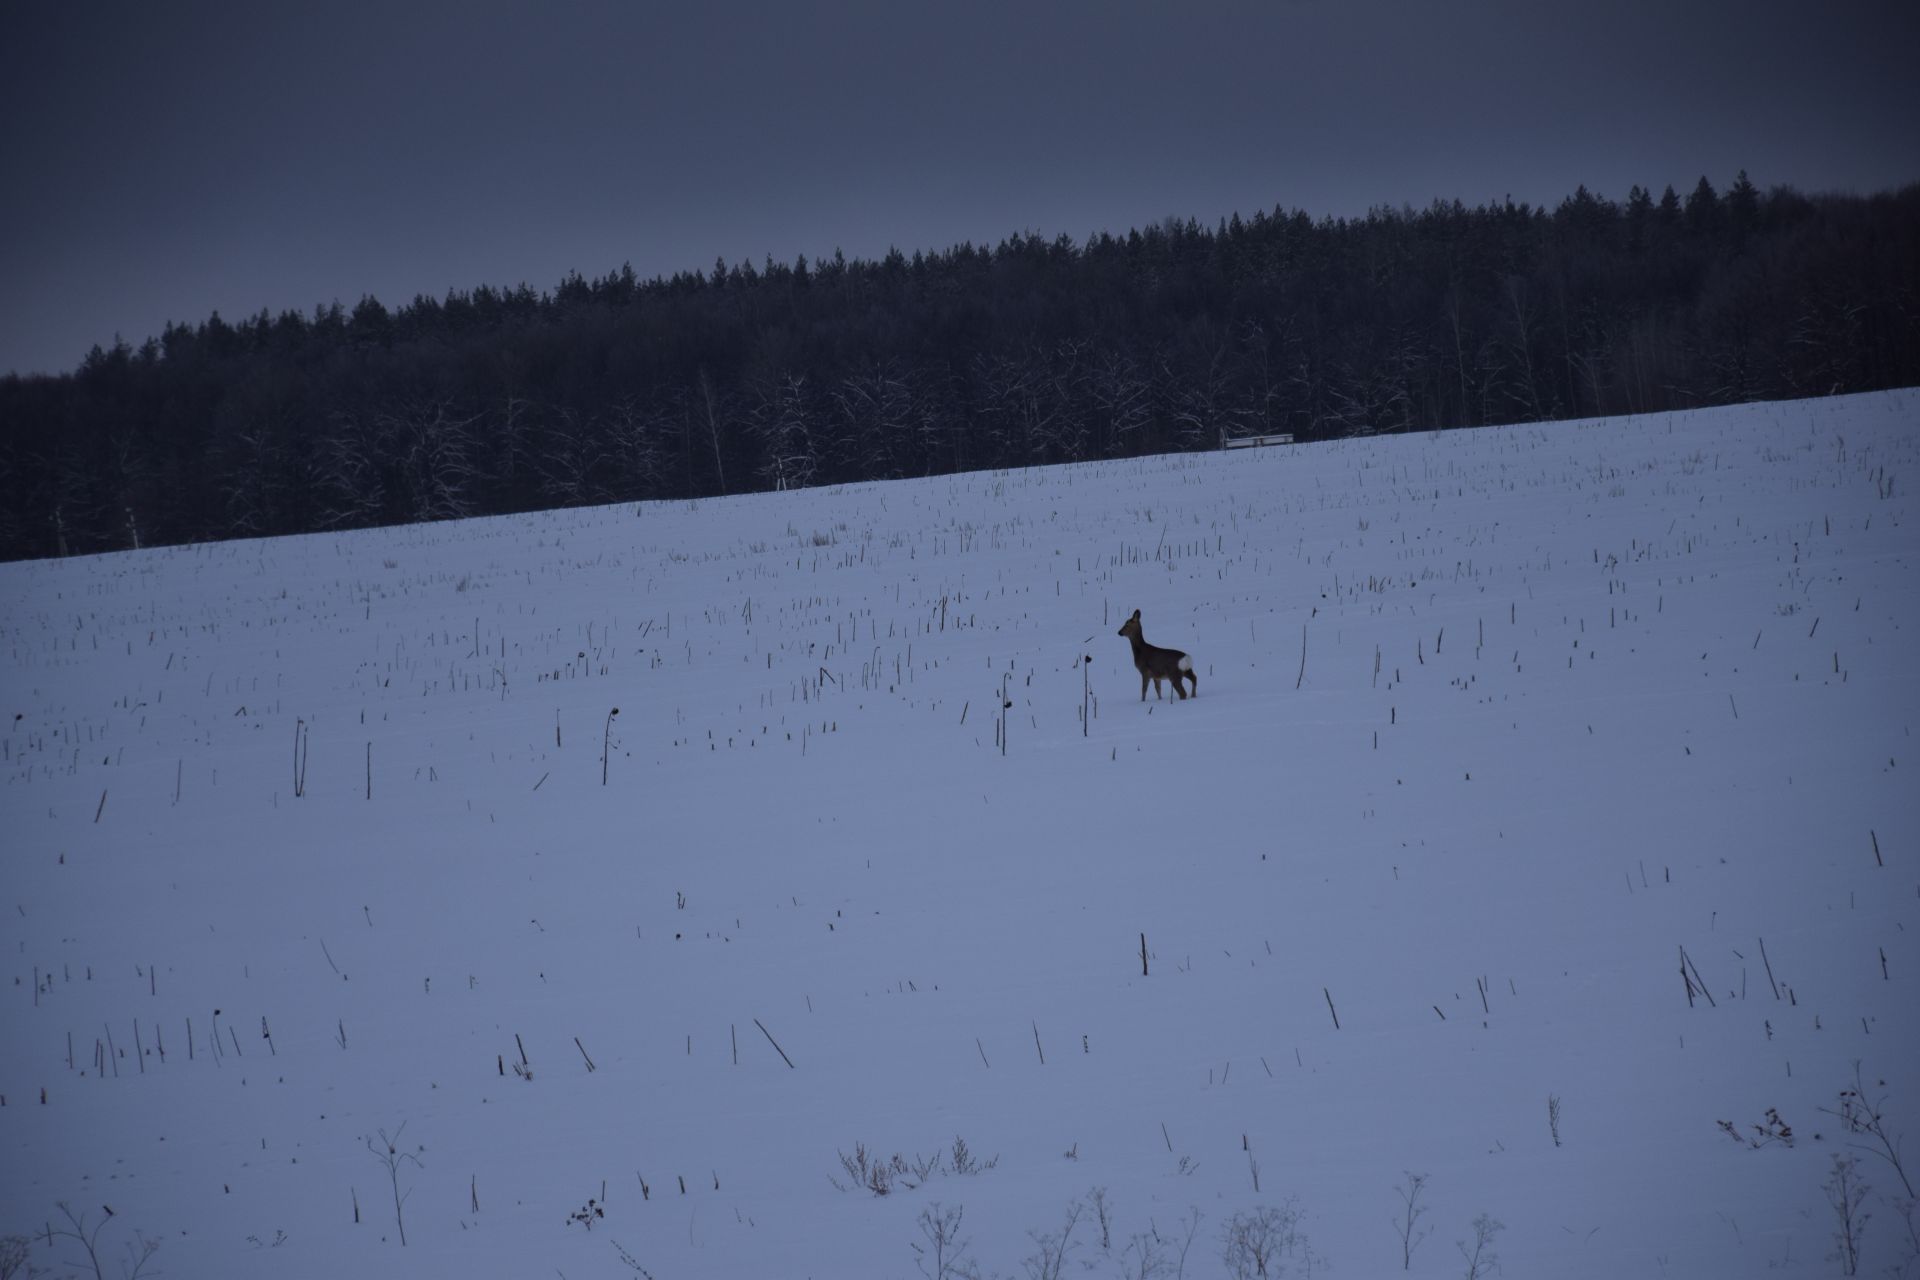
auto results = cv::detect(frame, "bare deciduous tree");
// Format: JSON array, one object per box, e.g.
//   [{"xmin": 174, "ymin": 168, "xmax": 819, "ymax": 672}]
[
  {"xmin": 385, "ymin": 399, "xmax": 481, "ymax": 522},
  {"xmin": 749, "ymin": 370, "xmax": 818, "ymax": 492}
]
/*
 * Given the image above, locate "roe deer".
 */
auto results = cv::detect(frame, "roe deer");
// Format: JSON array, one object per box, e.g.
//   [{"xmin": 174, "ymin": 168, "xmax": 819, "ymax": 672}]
[{"xmin": 1117, "ymin": 609, "xmax": 1197, "ymax": 701}]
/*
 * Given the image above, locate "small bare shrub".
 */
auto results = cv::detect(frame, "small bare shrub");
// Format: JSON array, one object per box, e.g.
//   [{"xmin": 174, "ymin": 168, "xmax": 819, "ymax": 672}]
[
  {"xmin": 1090, "ymin": 1186, "xmax": 1115, "ymax": 1252},
  {"xmin": 1021, "ymin": 1199, "xmax": 1083, "ymax": 1280},
  {"xmin": 1173, "ymin": 1208, "xmax": 1204, "ymax": 1280},
  {"xmin": 1221, "ymin": 1200, "xmax": 1316, "ymax": 1279},
  {"xmin": 566, "ymin": 1188, "xmax": 606, "ymax": 1231},
  {"xmin": 912, "ymin": 1203, "xmax": 978, "ymax": 1280},
  {"xmin": 0, "ymin": 1235, "xmax": 30, "ymax": 1280},
  {"xmin": 1120, "ymin": 1230, "xmax": 1174, "ymax": 1280},
  {"xmin": 1826, "ymin": 1154, "xmax": 1871, "ymax": 1276},
  {"xmin": 950, "ymin": 1134, "xmax": 997, "ymax": 1175},
  {"xmin": 1717, "ymin": 1107, "xmax": 1794, "ymax": 1149},
  {"xmin": 1392, "ymin": 1171, "xmax": 1431, "ymax": 1270},
  {"xmin": 365, "ymin": 1124, "xmax": 424, "ymax": 1246},
  {"xmin": 1821, "ymin": 1061, "xmax": 1913, "ymax": 1198},
  {"xmin": 1888, "ymin": 1196, "xmax": 1920, "ymax": 1280},
  {"xmin": 44, "ymin": 1203, "xmax": 160, "ymax": 1280},
  {"xmin": 833, "ymin": 1137, "xmax": 995, "ymax": 1197},
  {"xmin": 1457, "ymin": 1213, "xmax": 1503, "ymax": 1280},
  {"xmin": 833, "ymin": 1143, "xmax": 910, "ymax": 1196}
]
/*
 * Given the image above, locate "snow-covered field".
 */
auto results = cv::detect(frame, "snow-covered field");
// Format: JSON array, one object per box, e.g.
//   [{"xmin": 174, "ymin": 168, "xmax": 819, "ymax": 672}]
[{"xmin": 3, "ymin": 391, "xmax": 1917, "ymax": 1279}]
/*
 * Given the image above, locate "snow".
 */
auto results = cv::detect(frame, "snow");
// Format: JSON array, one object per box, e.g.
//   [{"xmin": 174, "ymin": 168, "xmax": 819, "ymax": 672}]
[{"xmin": 3, "ymin": 391, "xmax": 1917, "ymax": 1278}]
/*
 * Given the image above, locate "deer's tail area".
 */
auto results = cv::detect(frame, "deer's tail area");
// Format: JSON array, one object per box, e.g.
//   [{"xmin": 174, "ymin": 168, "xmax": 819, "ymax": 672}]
[{"xmin": 1179, "ymin": 654, "xmax": 1196, "ymax": 696}]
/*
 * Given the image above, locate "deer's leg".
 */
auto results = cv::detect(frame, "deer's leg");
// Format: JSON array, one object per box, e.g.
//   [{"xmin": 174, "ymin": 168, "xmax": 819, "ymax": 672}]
[
  {"xmin": 1139, "ymin": 669, "xmax": 1149, "ymax": 702},
  {"xmin": 1186, "ymin": 670, "xmax": 1198, "ymax": 698}
]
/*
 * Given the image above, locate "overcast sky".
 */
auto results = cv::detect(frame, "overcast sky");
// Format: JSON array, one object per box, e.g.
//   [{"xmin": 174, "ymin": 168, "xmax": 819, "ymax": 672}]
[{"xmin": 3, "ymin": 0, "xmax": 1916, "ymax": 377}]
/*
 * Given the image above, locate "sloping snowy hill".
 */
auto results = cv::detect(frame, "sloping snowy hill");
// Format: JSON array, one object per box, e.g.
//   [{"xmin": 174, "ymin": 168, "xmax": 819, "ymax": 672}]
[{"xmin": 3, "ymin": 391, "xmax": 1917, "ymax": 1278}]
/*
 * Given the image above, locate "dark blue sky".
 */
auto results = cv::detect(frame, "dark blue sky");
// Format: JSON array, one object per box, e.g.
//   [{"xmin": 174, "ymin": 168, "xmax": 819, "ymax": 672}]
[{"xmin": 4, "ymin": 0, "xmax": 1916, "ymax": 376}]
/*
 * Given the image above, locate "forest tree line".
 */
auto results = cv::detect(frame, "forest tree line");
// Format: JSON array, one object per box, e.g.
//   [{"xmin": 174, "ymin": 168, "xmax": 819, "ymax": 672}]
[{"xmin": 2, "ymin": 172, "xmax": 1916, "ymax": 561}]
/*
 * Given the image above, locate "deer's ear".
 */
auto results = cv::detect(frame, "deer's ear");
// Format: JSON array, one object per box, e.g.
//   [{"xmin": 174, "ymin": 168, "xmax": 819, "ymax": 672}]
[{"xmin": 1130, "ymin": 609, "xmax": 1141, "ymax": 621}]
